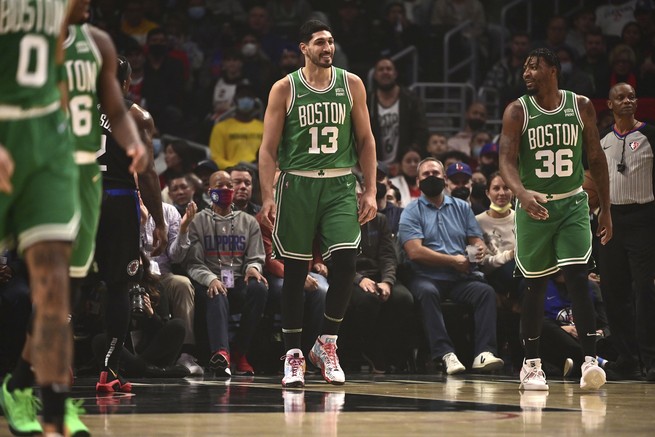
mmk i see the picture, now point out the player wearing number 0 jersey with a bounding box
[499,47,612,392]
[259,20,377,388]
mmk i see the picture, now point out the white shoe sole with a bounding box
[446,365,466,375]
[581,367,606,390]
[520,382,549,391]
[472,360,504,372]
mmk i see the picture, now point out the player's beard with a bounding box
[308,50,333,69]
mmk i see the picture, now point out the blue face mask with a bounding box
[209,188,234,207]
[236,97,256,113]
[188,6,206,20]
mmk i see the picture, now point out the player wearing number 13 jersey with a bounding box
[259,20,377,387]
[499,47,612,392]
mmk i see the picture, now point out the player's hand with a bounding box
[245,267,268,286]
[150,224,168,257]
[596,208,613,245]
[260,199,276,229]
[126,142,148,174]
[304,274,319,291]
[377,282,391,302]
[358,191,377,224]
[451,254,470,273]
[518,190,549,220]
[207,278,227,297]
[0,145,15,194]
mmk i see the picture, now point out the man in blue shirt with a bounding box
[399,157,504,374]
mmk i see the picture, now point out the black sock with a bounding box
[41,385,68,432]
[520,277,548,359]
[7,358,34,391]
[103,282,131,371]
[322,249,357,335]
[562,264,598,357]
[281,258,309,350]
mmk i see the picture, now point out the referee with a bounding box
[599,82,655,382]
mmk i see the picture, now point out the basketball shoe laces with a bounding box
[287,355,304,377]
[321,342,340,372]
[523,363,546,384]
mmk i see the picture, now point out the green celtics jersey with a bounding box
[63,24,102,153]
[518,90,585,194]
[278,67,357,171]
[0,0,68,109]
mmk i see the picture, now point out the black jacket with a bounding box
[355,214,397,286]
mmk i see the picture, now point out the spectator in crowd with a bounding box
[374,1,426,64]
[441,150,471,169]
[124,39,147,105]
[483,31,531,109]
[141,193,202,376]
[92,253,189,378]
[184,170,268,377]
[163,14,205,83]
[340,182,414,373]
[368,57,428,174]
[557,46,595,98]
[278,45,303,76]
[330,0,376,79]
[192,159,219,210]
[245,4,288,64]
[185,0,225,57]
[608,44,640,93]
[447,101,488,156]
[159,138,205,189]
[209,83,264,170]
[239,32,281,104]
[477,142,500,180]
[389,148,423,207]
[621,22,647,65]
[634,0,655,42]
[267,0,314,41]
[576,27,611,98]
[142,28,187,135]
[229,165,262,216]
[121,0,160,46]
[399,157,504,374]
[205,0,247,24]
[594,0,637,45]
[598,82,655,381]
[445,162,479,212]
[566,9,596,56]
[526,272,611,378]
[469,131,492,161]
[211,50,247,122]
[168,174,201,217]
[426,133,449,159]
[375,165,403,236]
[534,15,577,59]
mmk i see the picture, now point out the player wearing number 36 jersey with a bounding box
[499,47,612,392]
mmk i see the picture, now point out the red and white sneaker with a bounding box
[96,369,132,393]
[232,351,255,376]
[282,349,306,388]
[209,349,231,377]
[309,335,345,385]
[519,358,549,391]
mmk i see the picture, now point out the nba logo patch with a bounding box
[629,141,640,151]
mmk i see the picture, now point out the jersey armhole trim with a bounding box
[571,91,585,131]
[518,98,528,134]
[286,74,295,116]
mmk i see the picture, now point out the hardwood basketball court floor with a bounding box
[3,373,652,436]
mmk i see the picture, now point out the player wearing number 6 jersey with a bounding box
[499,48,612,392]
[259,20,377,387]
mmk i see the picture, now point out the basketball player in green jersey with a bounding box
[259,20,377,387]
[499,48,612,392]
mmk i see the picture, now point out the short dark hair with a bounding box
[298,20,332,44]
[117,55,132,84]
[226,165,254,178]
[527,47,561,77]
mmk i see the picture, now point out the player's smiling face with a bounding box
[302,30,335,68]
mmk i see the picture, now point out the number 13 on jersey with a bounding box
[308,126,339,154]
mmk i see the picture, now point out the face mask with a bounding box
[148,44,168,58]
[241,42,258,57]
[560,62,572,74]
[467,118,485,131]
[209,188,234,208]
[419,176,445,197]
[188,6,206,20]
[490,202,512,214]
[479,163,498,177]
[375,182,387,201]
[236,97,256,113]
[471,144,484,158]
[451,186,471,200]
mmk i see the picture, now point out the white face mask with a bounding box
[241,42,257,57]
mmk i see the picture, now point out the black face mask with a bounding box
[451,186,471,200]
[467,118,485,131]
[148,44,168,58]
[419,176,445,197]
[375,182,387,201]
